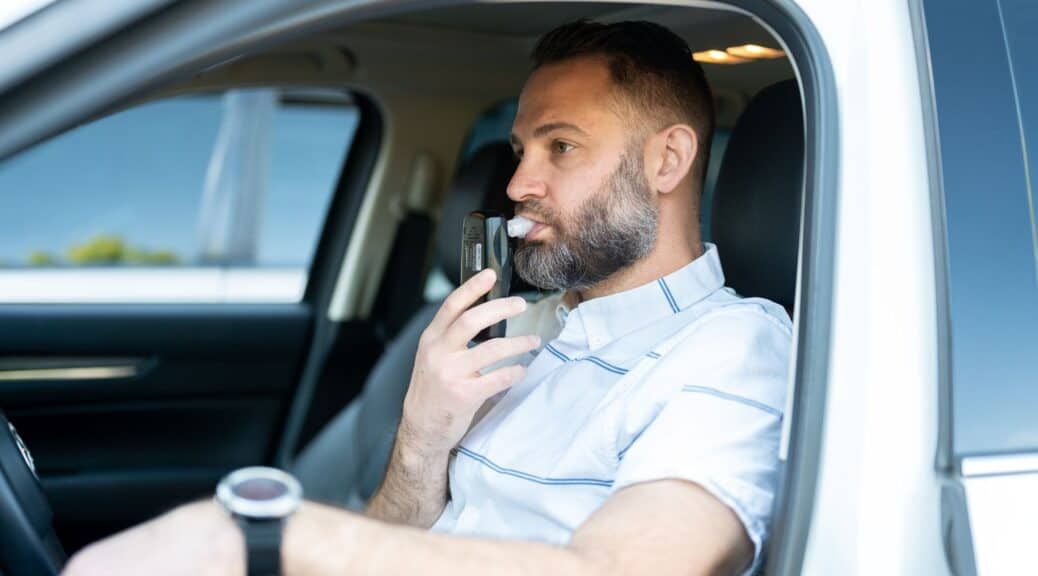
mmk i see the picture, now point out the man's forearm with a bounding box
[365,420,450,527]
[286,502,606,576]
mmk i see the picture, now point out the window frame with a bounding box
[712,2,839,574]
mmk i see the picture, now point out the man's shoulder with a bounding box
[686,289,792,339]
[649,291,792,408]
[648,289,792,375]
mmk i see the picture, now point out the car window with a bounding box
[0,88,359,303]
[926,0,1038,457]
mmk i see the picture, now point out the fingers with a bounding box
[426,268,497,338]
[471,364,526,397]
[443,296,528,348]
[460,335,542,375]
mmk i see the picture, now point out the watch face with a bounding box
[217,466,302,519]
[234,477,288,501]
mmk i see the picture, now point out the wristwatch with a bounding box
[216,466,303,576]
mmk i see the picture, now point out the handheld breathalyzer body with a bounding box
[461,210,513,342]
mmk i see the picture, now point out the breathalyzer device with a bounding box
[460,210,533,341]
[461,210,511,341]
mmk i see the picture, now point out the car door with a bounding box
[0,12,384,551]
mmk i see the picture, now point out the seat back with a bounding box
[710,79,803,310]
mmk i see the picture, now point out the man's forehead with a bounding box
[512,57,619,138]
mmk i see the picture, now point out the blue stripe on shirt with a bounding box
[456,446,613,487]
[584,356,628,375]
[617,386,781,461]
[657,278,681,313]
[544,343,628,375]
[544,343,570,362]
[681,385,783,418]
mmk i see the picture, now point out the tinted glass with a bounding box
[925,0,1038,455]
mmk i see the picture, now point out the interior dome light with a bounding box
[726,44,785,59]
[692,50,749,65]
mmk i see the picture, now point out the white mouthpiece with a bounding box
[506,216,535,238]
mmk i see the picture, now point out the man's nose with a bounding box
[506,159,547,203]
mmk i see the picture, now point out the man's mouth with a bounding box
[515,211,550,241]
[525,222,548,240]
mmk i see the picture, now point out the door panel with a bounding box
[0,304,311,551]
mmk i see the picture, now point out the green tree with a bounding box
[27,251,59,266]
[67,235,128,265]
[62,234,182,266]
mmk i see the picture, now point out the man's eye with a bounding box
[552,141,574,154]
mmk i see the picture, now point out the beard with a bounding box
[514,150,659,291]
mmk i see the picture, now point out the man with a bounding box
[64,20,790,576]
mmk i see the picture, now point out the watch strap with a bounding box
[239,517,283,576]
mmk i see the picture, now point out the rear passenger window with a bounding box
[0,88,359,303]
[926,0,1038,457]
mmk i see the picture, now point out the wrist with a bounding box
[396,416,455,461]
[283,502,358,576]
[178,500,246,576]
[215,466,302,576]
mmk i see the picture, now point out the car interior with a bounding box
[0,2,808,574]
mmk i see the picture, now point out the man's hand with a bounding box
[402,267,540,453]
[366,268,540,527]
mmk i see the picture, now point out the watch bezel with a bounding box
[216,466,303,519]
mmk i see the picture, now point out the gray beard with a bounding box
[514,152,659,291]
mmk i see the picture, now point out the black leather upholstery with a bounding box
[710,79,803,310]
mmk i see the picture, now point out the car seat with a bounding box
[710,79,802,311]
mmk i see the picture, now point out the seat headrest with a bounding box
[710,79,803,310]
[436,142,518,286]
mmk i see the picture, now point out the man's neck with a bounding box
[571,237,704,303]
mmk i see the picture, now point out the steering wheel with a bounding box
[0,410,65,575]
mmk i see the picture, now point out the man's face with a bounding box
[508,56,659,291]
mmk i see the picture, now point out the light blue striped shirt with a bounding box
[431,243,791,573]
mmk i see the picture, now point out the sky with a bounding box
[0,94,358,267]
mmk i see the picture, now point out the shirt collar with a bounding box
[554,242,726,351]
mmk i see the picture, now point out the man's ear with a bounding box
[648,124,698,195]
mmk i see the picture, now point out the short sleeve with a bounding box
[611,306,791,574]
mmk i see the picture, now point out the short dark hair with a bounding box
[532,20,715,187]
